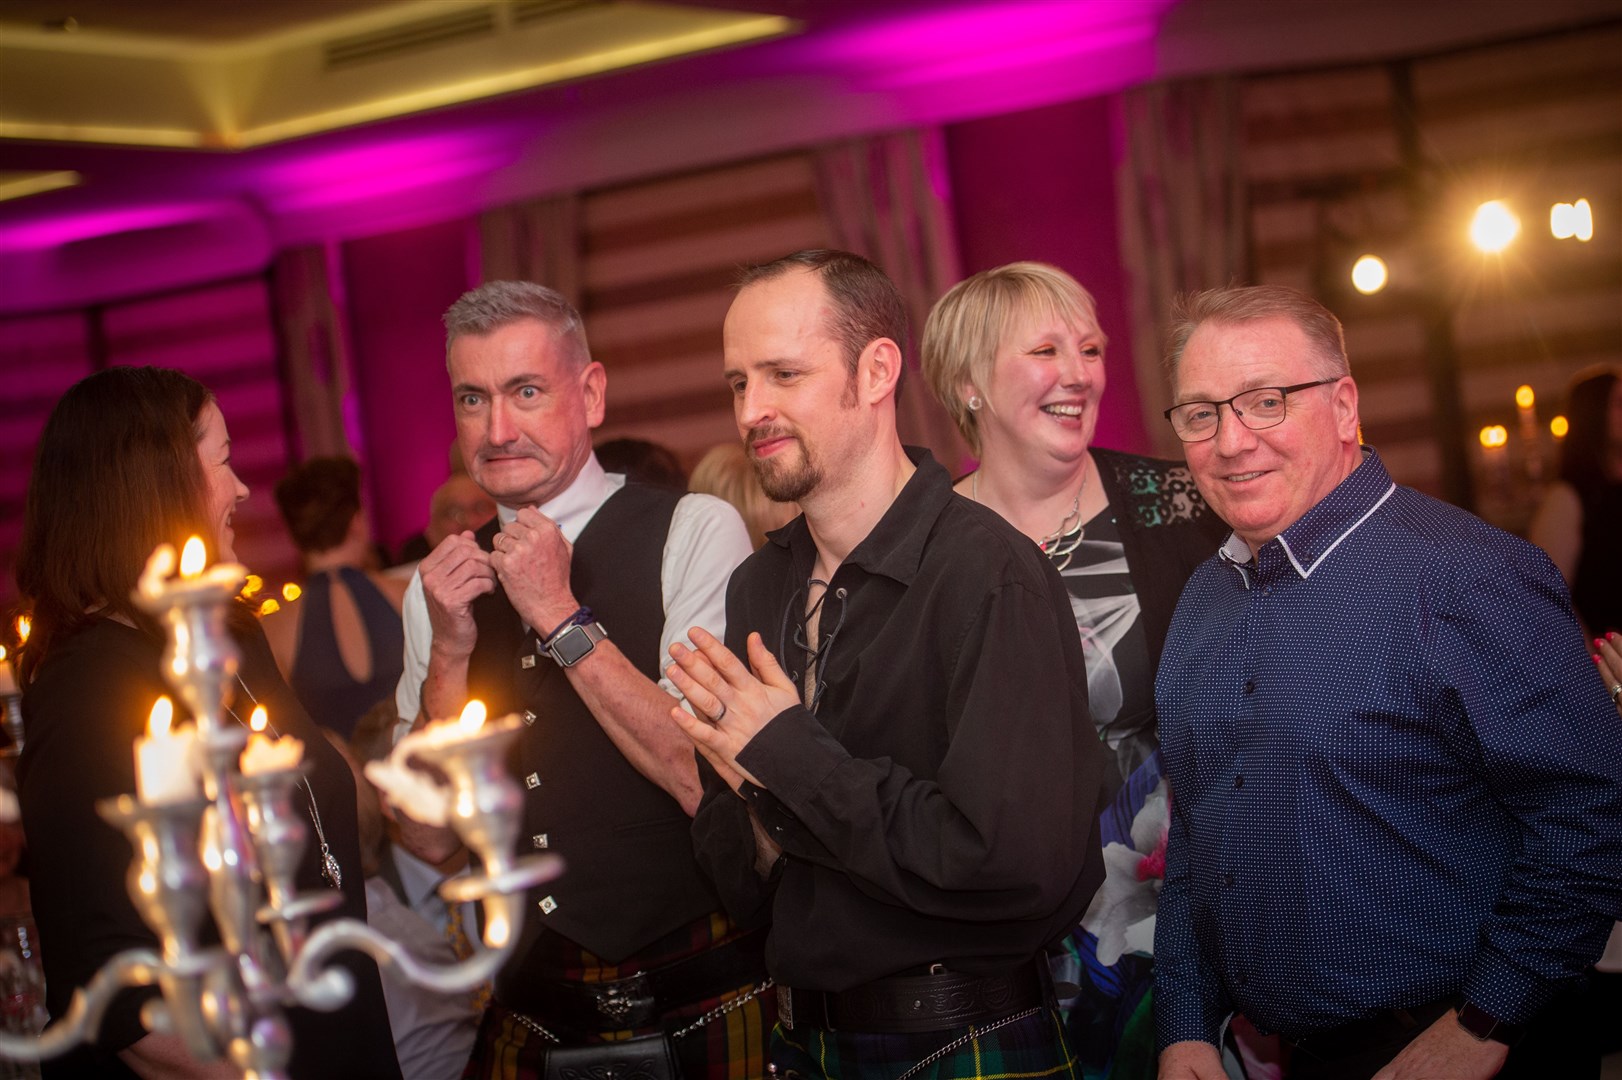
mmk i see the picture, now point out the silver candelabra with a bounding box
[0,543,559,1077]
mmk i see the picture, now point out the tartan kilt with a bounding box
[462,979,773,1080]
[770,1005,1080,1080]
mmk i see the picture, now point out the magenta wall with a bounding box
[944,95,1152,455]
[342,218,472,552]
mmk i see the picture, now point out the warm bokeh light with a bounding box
[1478,425,1509,449]
[259,599,281,616]
[14,616,29,644]
[281,583,302,602]
[0,646,7,664]
[459,700,488,734]
[1551,199,1594,242]
[1351,254,1388,294]
[1514,385,1535,410]
[486,910,510,948]
[250,705,268,733]
[241,574,264,599]
[149,696,175,737]
[1551,415,1570,438]
[180,537,207,577]
[1470,200,1519,253]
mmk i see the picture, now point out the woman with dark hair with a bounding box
[15,367,400,1079]
[263,457,407,741]
[1530,365,1622,639]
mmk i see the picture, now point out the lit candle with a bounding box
[239,706,303,775]
[413,700,489,749]
[0,647,15,697]
[136,697,201,804]
[364,700,493,826]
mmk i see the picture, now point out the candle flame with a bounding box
[1551,415,1569,439]
[0,647,6,663]
[250,706,268,733]
[180,537,207,577]
[282,583,302,602]
[241,575,264,599]
[459,700,487,734]
[13,616,28,645]
[1515,385,1535,410]
[486,910,510,948]
[259,599,281,616]
[1479,425,1509,449]
[149,696,174,737]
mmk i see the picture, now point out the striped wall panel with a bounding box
[101,279,300,585]
[1238,21,1622,531]
[0,313,92,603]
[580,152,831,468]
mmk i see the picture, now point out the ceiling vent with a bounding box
[512,0,602,27]
[323,7,499,71]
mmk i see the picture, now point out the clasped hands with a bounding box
[420,507,578,656]
[666,628,800,795]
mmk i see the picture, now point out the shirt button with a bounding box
[1222,872,1235,887]
[524,773,540,790]
[1233,774,1245,789]
[1243,680,1256,695]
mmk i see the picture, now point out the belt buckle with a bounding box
[590,972,655,1028]
[777,986,794,1031]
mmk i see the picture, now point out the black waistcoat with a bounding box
[466,484,722,979]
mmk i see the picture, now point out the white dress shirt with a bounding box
[395,454,753,725]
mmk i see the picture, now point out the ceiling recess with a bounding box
[323,6,499,71]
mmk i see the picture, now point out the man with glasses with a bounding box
[665,249,1107,1078]
[1153,285,1622,1080]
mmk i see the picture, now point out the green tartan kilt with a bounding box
[770,1005,1080,1079]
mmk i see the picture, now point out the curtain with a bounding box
[477,192,584,305]
[1115,77,1247,457]
[813,129,971,473]
[270,244,354,462]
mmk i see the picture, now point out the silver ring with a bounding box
[1610,684,1622,704]
[713,702,727,723]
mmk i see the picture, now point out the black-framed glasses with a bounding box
[1163,378,1341,443]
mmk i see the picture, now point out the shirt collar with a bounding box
[769,447,953,587]
[1268,446,1395,579]
[496,453,616,542]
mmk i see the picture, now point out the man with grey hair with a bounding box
[394,281,766,1077]
[1153,284,1622,1079]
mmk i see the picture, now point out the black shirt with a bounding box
[691,449,1108,991]
[19,617,401,1078]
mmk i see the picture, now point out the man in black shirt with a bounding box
[667,249,1106,1078]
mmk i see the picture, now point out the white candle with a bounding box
[239,706,303,775]
[136,697,201,804]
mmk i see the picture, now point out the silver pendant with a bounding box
[321,847,343,888]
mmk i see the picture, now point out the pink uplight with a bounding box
[0,201,230,252]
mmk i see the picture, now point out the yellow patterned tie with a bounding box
[443,896,492,1013]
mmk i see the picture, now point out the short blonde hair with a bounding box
[921,262,1104,454]
[689,443,798,549]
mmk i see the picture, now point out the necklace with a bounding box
[971,457,1091,572]
[225,674,342,889]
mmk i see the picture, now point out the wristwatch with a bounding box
[1455,1001,1524,1046]
[544,619,607,668]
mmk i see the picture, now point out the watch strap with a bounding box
[1455,1001,1525,1046]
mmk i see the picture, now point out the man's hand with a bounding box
[420,531,497,662]
[1372,1011,1508,1080]
[666,629,799,793]
[491,507,579,634]
[1158,1040,1227,1080]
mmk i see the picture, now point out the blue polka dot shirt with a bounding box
[1153,448,1622,1047]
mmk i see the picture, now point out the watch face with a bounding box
[550,623,599,667]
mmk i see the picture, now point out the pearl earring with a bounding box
[967,394,983,412]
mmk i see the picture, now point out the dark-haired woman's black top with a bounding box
[1574,481,1622,635]
[19,617,402,1078]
